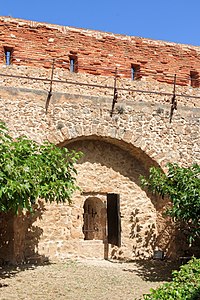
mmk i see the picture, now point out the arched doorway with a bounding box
[83,197,106,241]
[64,138,159,259]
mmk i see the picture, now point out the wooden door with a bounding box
[107,193,121,247]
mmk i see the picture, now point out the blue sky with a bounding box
[1,0,200,46]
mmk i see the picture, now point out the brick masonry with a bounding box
[0,17,199,263]
[0,16,200,85]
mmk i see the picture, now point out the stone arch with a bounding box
[56,121,167,168]
[58,134,160,176]
[57,135,172,259]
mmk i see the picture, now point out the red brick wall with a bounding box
[0,17,200,86]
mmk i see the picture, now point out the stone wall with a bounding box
[0,71,198,166]
[0,17,199,263]
[0,76,198,262]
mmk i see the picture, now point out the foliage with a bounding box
[0,121,81,213]
[142,258,200,300]
[140,163,200,244]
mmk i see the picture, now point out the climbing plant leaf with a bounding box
[0,122,81,213]
[140,163,200,244]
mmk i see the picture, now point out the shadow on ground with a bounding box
[122,259,181,282]
[0,260,51,288]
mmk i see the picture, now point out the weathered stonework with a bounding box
[0,17,199,263]
[0,16,200,85]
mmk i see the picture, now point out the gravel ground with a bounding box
[0,258,179,300]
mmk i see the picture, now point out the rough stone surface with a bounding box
[0,17,199,263]
[0,16,200,85]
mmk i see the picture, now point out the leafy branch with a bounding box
[141,163,200,244]
[0,122,81,213]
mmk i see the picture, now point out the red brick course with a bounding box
[0,16,200,86]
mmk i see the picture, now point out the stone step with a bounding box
[79,240,104,245]
[78,239,105,259]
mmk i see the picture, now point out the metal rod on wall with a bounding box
[110,67,118,117]
[45,59,55,112]
[169,74,177,123]
[0,71,199,100]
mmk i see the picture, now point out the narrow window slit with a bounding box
[131,64,140,80]
[69,56,78,73]
[190,71,199,88]
[4,47,13,65]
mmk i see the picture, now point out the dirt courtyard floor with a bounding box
[0,258,179,300]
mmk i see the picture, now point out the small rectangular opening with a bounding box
[69,56,78,73]
[131,64,140,80]
[190,71,199,88]
[4,47,13,65]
